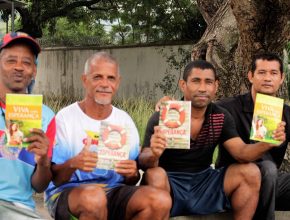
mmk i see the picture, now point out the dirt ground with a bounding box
[33,193,52,220]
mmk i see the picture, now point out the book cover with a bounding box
[5,94,42,147]
[159,101,191,149]
[96,122,130,170]
[250,93,284,144]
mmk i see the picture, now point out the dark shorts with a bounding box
[168,167,231,217]
[47,185,138,220]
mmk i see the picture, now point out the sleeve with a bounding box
[42,105,56,158]
[216,97,236,116]
[219,109,239,144]
[45,117,56,158]
[128,116,140,161]
[284,105,290,142]
[51,112,71,164]
[142,111,160,148]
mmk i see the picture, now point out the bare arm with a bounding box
[32,162,52,193]
[52,139,98,187]
[223,137,275,162]
[138,126,167,170]
[224,122,286,162]
[139,148,159,169]
[26,129,52,193]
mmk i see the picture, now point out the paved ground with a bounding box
[33,193,52,220]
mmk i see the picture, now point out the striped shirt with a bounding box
[143,103,238,172]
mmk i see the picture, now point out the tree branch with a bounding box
[41,0,115,22]
[196,0,225,24]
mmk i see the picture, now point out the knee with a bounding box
[142,167,168,183]
[77,186,107,211]
[145,187,172,213]
[240,163,261,188]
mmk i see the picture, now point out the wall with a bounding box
[34,44,192,100]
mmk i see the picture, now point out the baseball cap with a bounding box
[0,32,41,57]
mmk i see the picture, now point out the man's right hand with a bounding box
[155,96,174,111]
[272,121,286,146]
[150,126,167,158]
[70,138,98,172]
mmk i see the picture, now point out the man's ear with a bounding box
[179,79,186,92]
[280,72,285,85]
[116,75,121,91]
[81,73,87,87]
[215,80,219,93]
[32,64,37,79]
[27,68,37,94]
[248,71,253,83]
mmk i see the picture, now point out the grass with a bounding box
[43,93,82,113]
[113,96,155,144]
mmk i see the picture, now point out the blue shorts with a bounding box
[168,167,231,217]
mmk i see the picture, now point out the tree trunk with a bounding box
[16,5,43,38]
[192,0,290,99]
[193,0,290,171]
[280,143,290,173]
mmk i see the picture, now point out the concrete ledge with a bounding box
[170,211,290,220]
[35,193,290,220]
[170,212,232,220]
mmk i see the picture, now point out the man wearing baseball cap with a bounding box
[0,32,56,219]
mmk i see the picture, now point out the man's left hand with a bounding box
[25,128,50,166]
[272,121,286,145]
[115,160,138,178]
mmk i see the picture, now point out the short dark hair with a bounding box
[183,60,217,81]
[251,52,283,73]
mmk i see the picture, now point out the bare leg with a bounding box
[224,163,261,220]
[68,185,107,220]
[142,167,171,193]
[125,186,172,220]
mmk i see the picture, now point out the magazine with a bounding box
[250,93,284,144]
[96,122,130,170]
[159,101,191,149]
[5,94,42,147]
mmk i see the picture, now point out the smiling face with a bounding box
[11,123,18,131]
[248,59,284,97]
[257,119,263,127]
[179,67,218,109]
[82,58,120,106]
[0,43,36,96]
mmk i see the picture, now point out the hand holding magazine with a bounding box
[250,93,284,144]
[159,101,191,149]
[5,94,42,147]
